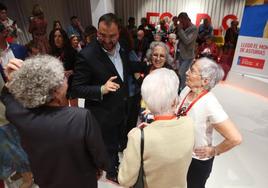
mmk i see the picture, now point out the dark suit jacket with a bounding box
[71,40,131,133]
[1,88,109,188]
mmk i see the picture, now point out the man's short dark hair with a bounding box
[70,16,78,21]
[0,3,7,11]
[128,17,135,22]
[98,13,119,28]
[178,12,190,20]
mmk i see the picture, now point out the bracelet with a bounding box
[213,146,220,156]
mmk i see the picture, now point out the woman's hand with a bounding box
[194,146,216,159]
[4,58,23,81]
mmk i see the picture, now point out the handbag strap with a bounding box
[140,128,144,167]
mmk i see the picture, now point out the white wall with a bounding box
[90,0,115,28]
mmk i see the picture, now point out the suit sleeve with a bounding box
[84,110,109,170]
[118,128,141,187]
[71,52,102,101]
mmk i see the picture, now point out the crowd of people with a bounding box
[0,2,242,188]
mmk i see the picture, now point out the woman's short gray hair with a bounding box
[197,57,224,90]
[141,68,179,115]
[8,55,65,108]
[146,41,173,65]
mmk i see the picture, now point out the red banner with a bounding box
[238,56,265,69]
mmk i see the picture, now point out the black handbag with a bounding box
[133,128,145,188]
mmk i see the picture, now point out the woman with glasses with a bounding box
[135,41,174,84]
[135,41,175,123]
[177,57,242,188]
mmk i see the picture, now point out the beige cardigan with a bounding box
[118,117,194,188]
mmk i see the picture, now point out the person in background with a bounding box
[0,2,22,43]
[176,12,198,91]
[118,68,194,188]
[153,31,162,42]
[2,55,109,188]
[166,33,177,70]
[155,19,168,42]
[70,34,82,52]
[25,40,40,56]
[0,23,27,81]
[52,20,62,30]
[28,4,50,54]
[166,33,177,58]
[197,18,213,45]
[138,17,155,43]
[127,17,137,39]
[66,16,84,40]
[49,28,77,106]
[134,29,149,62]
[0,67,33,188]
[49,20,63,44]
[177,57,242,188]
[224,20,239,50]
[134,41,174,86]
[83,25,97,47]
[197,35,218,61]
[169,16,178,34]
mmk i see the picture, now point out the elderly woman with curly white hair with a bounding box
[136,41,174,81]
[1,55,108,188]
[177,57,242,188]
[118,68,194,188]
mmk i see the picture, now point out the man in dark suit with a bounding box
[71,13,132,183]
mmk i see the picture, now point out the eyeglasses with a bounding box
[152,53,165,59]
[187,65,201,77]
[97,33,118,42]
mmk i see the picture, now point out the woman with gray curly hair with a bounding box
[7,55,67,108]
[176,57,242,188]
[145,41,173,70]
[135,41,174,84]
[1,55,108,188]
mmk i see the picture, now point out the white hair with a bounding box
[197,57,224,90]
[169,33,176,39]
[141,68,179,115]
[8,55,65,108]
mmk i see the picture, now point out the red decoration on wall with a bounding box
[160,12,173,20]
[195,13,211,27]
[146,11,238,32]
[222,14,237,30]
[146,12,160,24]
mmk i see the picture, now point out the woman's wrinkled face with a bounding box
[54,30,63,48]
[186,61,203,89]
[151,46,166,69]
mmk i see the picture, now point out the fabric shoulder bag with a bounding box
[133,128,145,188]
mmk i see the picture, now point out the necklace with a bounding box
[177,90,208,117]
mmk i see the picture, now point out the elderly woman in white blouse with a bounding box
[118,68,194,188]
[177,57,242,188]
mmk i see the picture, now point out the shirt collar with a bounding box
[102,42,120,57]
